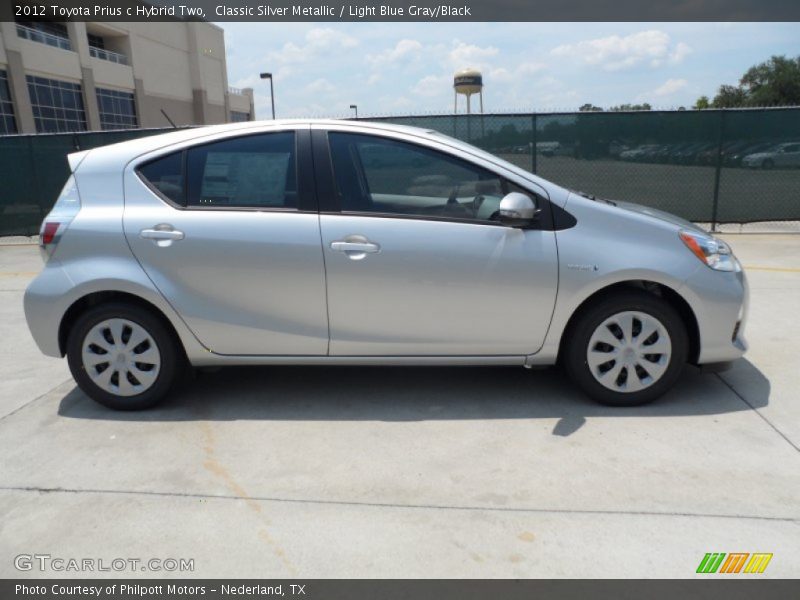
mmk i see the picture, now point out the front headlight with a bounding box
[679,230,741,272]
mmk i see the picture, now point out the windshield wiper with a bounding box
[575,190,617,206]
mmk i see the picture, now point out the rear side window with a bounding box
[186,132,297,208]
[138,151,184,205]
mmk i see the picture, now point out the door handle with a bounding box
[140,227,184,241]
[330,241,380,253]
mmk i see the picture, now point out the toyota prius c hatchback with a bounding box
[24,120,748,410]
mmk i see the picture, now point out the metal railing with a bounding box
[89,46,129,65]
[16,24,72,51]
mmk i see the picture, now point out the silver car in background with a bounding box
[741,141,800,169]
[24,120,748,410]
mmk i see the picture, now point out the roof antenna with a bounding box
[160,109,177,128]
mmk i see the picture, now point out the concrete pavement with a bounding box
[0,235,798,578]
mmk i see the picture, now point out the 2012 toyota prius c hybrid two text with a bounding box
[24,120,748,410]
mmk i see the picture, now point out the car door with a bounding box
[123,127,329,356]
[313,128,558,356]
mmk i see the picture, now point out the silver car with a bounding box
[24,120,748,410]
[741,142,800,169]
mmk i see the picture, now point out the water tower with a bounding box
[453,68,483,114]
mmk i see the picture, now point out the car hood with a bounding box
[743,152,771,160]
[614,200,706,234]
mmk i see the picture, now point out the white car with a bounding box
[742,142,800,169]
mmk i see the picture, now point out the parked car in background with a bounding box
[742,142,800,169]
[24,120,748,410]
[725,142,773,167]
[537,141,561,157]
[672,142,715,165]
[619,144,660,161]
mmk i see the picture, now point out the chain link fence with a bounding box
[368,107,800,224]
[0,127,182,236]
[1,108,799,236]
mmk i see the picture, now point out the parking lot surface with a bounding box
[0,235,798,578]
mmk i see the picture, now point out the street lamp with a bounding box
[349,104,358,118]
[260,72,275,120]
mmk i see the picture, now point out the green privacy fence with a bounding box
[2,108,800,236]
[0,127,179,237]
[367,107,800,224]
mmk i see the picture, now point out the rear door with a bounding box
[123,127,329,356]
[313,128,559,357]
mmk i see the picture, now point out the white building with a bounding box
[0,19,254,134]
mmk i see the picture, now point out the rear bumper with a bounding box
[23,260,73,357]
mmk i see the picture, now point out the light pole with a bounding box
[260,72,275,120]
[349,104,358,119]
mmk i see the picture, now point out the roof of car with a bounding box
[69,119,440,171]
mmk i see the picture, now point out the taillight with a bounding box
[41,221,60,245]
[39,175,81,261]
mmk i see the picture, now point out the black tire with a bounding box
[562,291,688,407]
[66,302,180,410]
[762,159,774,170]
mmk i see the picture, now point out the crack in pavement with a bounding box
[715,373,800,454]
[1,485,797,523]
[0,378,72,423]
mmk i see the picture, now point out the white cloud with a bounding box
[367,39,423,66]
[266,27,359,65]
[412,74,450,97]
[670,42,693,64]
[551,30,692,71]
[446,40,499,70]
[651,78,689,97]
[489,62,546,83]
[305,78,336,94]
[305,28,358,48]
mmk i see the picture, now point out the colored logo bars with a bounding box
[697,553,773,574]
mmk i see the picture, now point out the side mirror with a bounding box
[497,192,539,226]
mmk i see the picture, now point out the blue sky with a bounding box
[218,22,800,119]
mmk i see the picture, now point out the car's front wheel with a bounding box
[563,291,688,406]
[67,302,180,410]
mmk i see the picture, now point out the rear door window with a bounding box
[137,151,185,205]
[186,132,297,208]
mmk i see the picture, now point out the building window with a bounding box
[96,88,138,130]
[230,111,250,122]
[87,33,129,64]
[26,75,86,133]
[16,20,72,51]
[87,33,105,50]
[0,71,18,134]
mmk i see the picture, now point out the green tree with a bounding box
[696,55,800,108]
[579,103,604,112]
[609,103,651,112]
[713,85,748,108]
[740,55,800,106]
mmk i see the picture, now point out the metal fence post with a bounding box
[531,113,537,174]
[710,110,726,232]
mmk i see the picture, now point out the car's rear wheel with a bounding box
[563,291,688,406]
[67,302,179,410]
